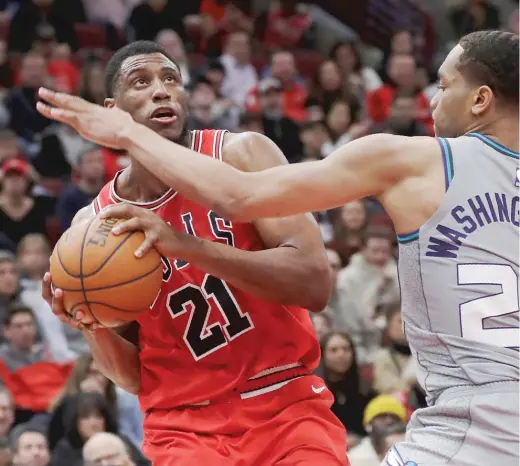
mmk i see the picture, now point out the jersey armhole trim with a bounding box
[436,137,454,191]
[397,230,419,244]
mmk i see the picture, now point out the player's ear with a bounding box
[471,85,493,116]
[104,98,115,109]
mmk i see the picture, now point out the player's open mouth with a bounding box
[150,107,178,124]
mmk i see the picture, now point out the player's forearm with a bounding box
[83,328,141,394]
[176,234,330,311]
[121,123,254,218]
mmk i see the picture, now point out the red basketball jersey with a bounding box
[93,130,320,411]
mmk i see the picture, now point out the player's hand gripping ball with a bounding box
[49,215,163,328]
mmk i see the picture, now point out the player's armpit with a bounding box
[219,134,433,222]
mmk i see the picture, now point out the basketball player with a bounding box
[39,42,349,466]
[37,30,519,466]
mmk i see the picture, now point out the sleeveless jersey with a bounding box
[397,133,519,405]
[93,130,319,411]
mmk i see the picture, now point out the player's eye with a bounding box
[134,78,147,87]
[165,75,177,83]
[437,83,446,91]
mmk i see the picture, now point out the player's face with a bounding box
[431,45,477,137]
[107,53,188,143]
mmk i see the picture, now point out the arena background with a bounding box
[0,0,517,464]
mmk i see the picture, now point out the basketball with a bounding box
[49,215,163,327]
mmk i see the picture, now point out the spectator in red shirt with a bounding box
[366,54,433,135]
[256,0,313,50]
[246,50,307,122]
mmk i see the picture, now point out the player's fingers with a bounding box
[100,203,139,221]
[111,217,142,235]
[51,288,68,317]
[36,102,78,126]
[38,87,89,111]
[42,272,53,305]
[135,234,157,258]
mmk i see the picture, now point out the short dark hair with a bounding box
[4,305,34,326]
[458,30,519,104]
[104,41,172,98]
[362,227,394,248]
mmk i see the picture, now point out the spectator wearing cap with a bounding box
[0,251,19,324]
[5,52,53,149]
[156,29,192,88]
[83,432,136,466]
[56,146,105,232]
[0,159,47,246]
[220,31,257,107]
[11,424,50,466]
[255,0,314,50]
[7,0,79,53]
[348,395,407,466]
[372,422,406,463]
[257,77,303,164]
[246,50,307,122]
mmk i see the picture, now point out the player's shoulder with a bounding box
[221,131,287,171]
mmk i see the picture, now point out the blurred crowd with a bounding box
[0,0,516,464]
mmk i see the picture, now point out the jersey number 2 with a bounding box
[166,274,254,360]
[457,263,519,348]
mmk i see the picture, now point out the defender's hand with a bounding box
[42,273,103,332]
[100,203,188,258]
[36,87,134,150]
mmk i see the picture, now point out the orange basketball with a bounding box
[50,215,163,327]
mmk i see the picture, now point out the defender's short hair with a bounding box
[458,30,519,104]
[104,41,175,98]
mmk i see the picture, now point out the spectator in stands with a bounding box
[308,60,351,113]
[367,54,433,135]
[83,0,140,30]
[51,392,148,466]
[187,77,231,130]
[0,437,10,466]
[373,304,416,395]
[0,130,19,166]
[257,77,303,164]
[0,251,19,322]
[237,111,263,134]
[126,0,191,43]
[83,432,136,466]
[7,0,78,53]
[155,30,192,88]
[299,119,329,162]
[321,99,369,157]
[5,52,53,147]
[0,41,13,91]
[373,422,406,463]
[379,93,430,137]
[304,97,325,122]
[320,332,376,448]
[0,305,45,372]
[246,50,307,122]
[256,0,313,50]
[328,200,367,266]
[17,234,83,362]
[378,30,415,83]
[0,159,47,246]
[311,313,332,342]
[50,354,144,452]
[56,146,104,231]
[11,424,50,466]
[336,228,400,364]
[348,395,407,466]
[0,388,14,438]
[329,41,382,97]
[450,0,501,39]
[220,31,257,107]
[78,59,106,106]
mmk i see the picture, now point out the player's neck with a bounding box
[468,116,519,152]
[117,132,192,203]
